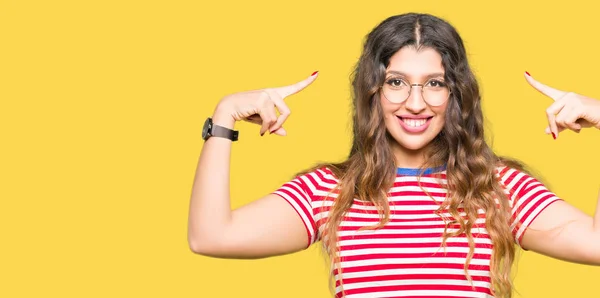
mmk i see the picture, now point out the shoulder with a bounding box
[495,164,533,183]
[495,165,522,183]
[495,165,547,200]
[294,166,339,193]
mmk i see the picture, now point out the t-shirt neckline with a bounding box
[396,165,447,176]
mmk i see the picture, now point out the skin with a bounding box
[187,46,600,266]
[187,74,317,258]
[380,46,448,168]
[518,74,600,264]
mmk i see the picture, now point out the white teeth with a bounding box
[402,118,427,127]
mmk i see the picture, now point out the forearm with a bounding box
[187,106,237,251]
[593,189,600,232]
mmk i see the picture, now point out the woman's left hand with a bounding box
[524,72,600,139]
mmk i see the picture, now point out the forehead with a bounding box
[386,46,444,77]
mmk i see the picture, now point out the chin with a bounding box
[395,137,436,151]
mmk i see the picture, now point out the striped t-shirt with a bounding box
[273,166,561,298]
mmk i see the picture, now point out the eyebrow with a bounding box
[386,70,445,78]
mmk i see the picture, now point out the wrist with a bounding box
[212,102,236,129]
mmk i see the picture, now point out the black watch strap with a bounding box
[212,124,239,141]
[203,117,239,141]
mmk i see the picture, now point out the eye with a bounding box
[426,79,447,88]
[385,78,408,88]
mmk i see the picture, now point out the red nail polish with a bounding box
[525,71,531,76]
[311,71,319,76]
[551,132,556,140]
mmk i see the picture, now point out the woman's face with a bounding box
[380,46,449,163]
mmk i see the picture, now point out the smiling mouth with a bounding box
[398,116,433,127]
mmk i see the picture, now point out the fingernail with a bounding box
[311,71,319,76]
[525,71,531,76]
[551,132,556,140]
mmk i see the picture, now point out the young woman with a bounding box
[187,13,600,298]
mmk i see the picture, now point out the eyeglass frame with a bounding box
[379,77,452,106]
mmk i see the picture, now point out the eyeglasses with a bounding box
[380,77,451,106]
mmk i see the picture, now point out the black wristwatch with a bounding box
[202,117,239,141]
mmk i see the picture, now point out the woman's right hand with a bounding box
[212,71,319,137]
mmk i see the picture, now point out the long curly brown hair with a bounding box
[298,13,528,297]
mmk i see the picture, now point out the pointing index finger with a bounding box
[524,72,567,101]
[275,71,319,99]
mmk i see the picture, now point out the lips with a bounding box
[397,116,433,133]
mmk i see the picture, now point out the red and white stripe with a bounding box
[274,167,561,297]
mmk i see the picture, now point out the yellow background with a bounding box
[2,0,600,297]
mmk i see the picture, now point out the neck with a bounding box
[392,142,430,168]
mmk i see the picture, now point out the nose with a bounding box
[404,86,427,113]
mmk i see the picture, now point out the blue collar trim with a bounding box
[396,165,447,175]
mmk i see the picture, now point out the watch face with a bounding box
[202,118,212,139]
